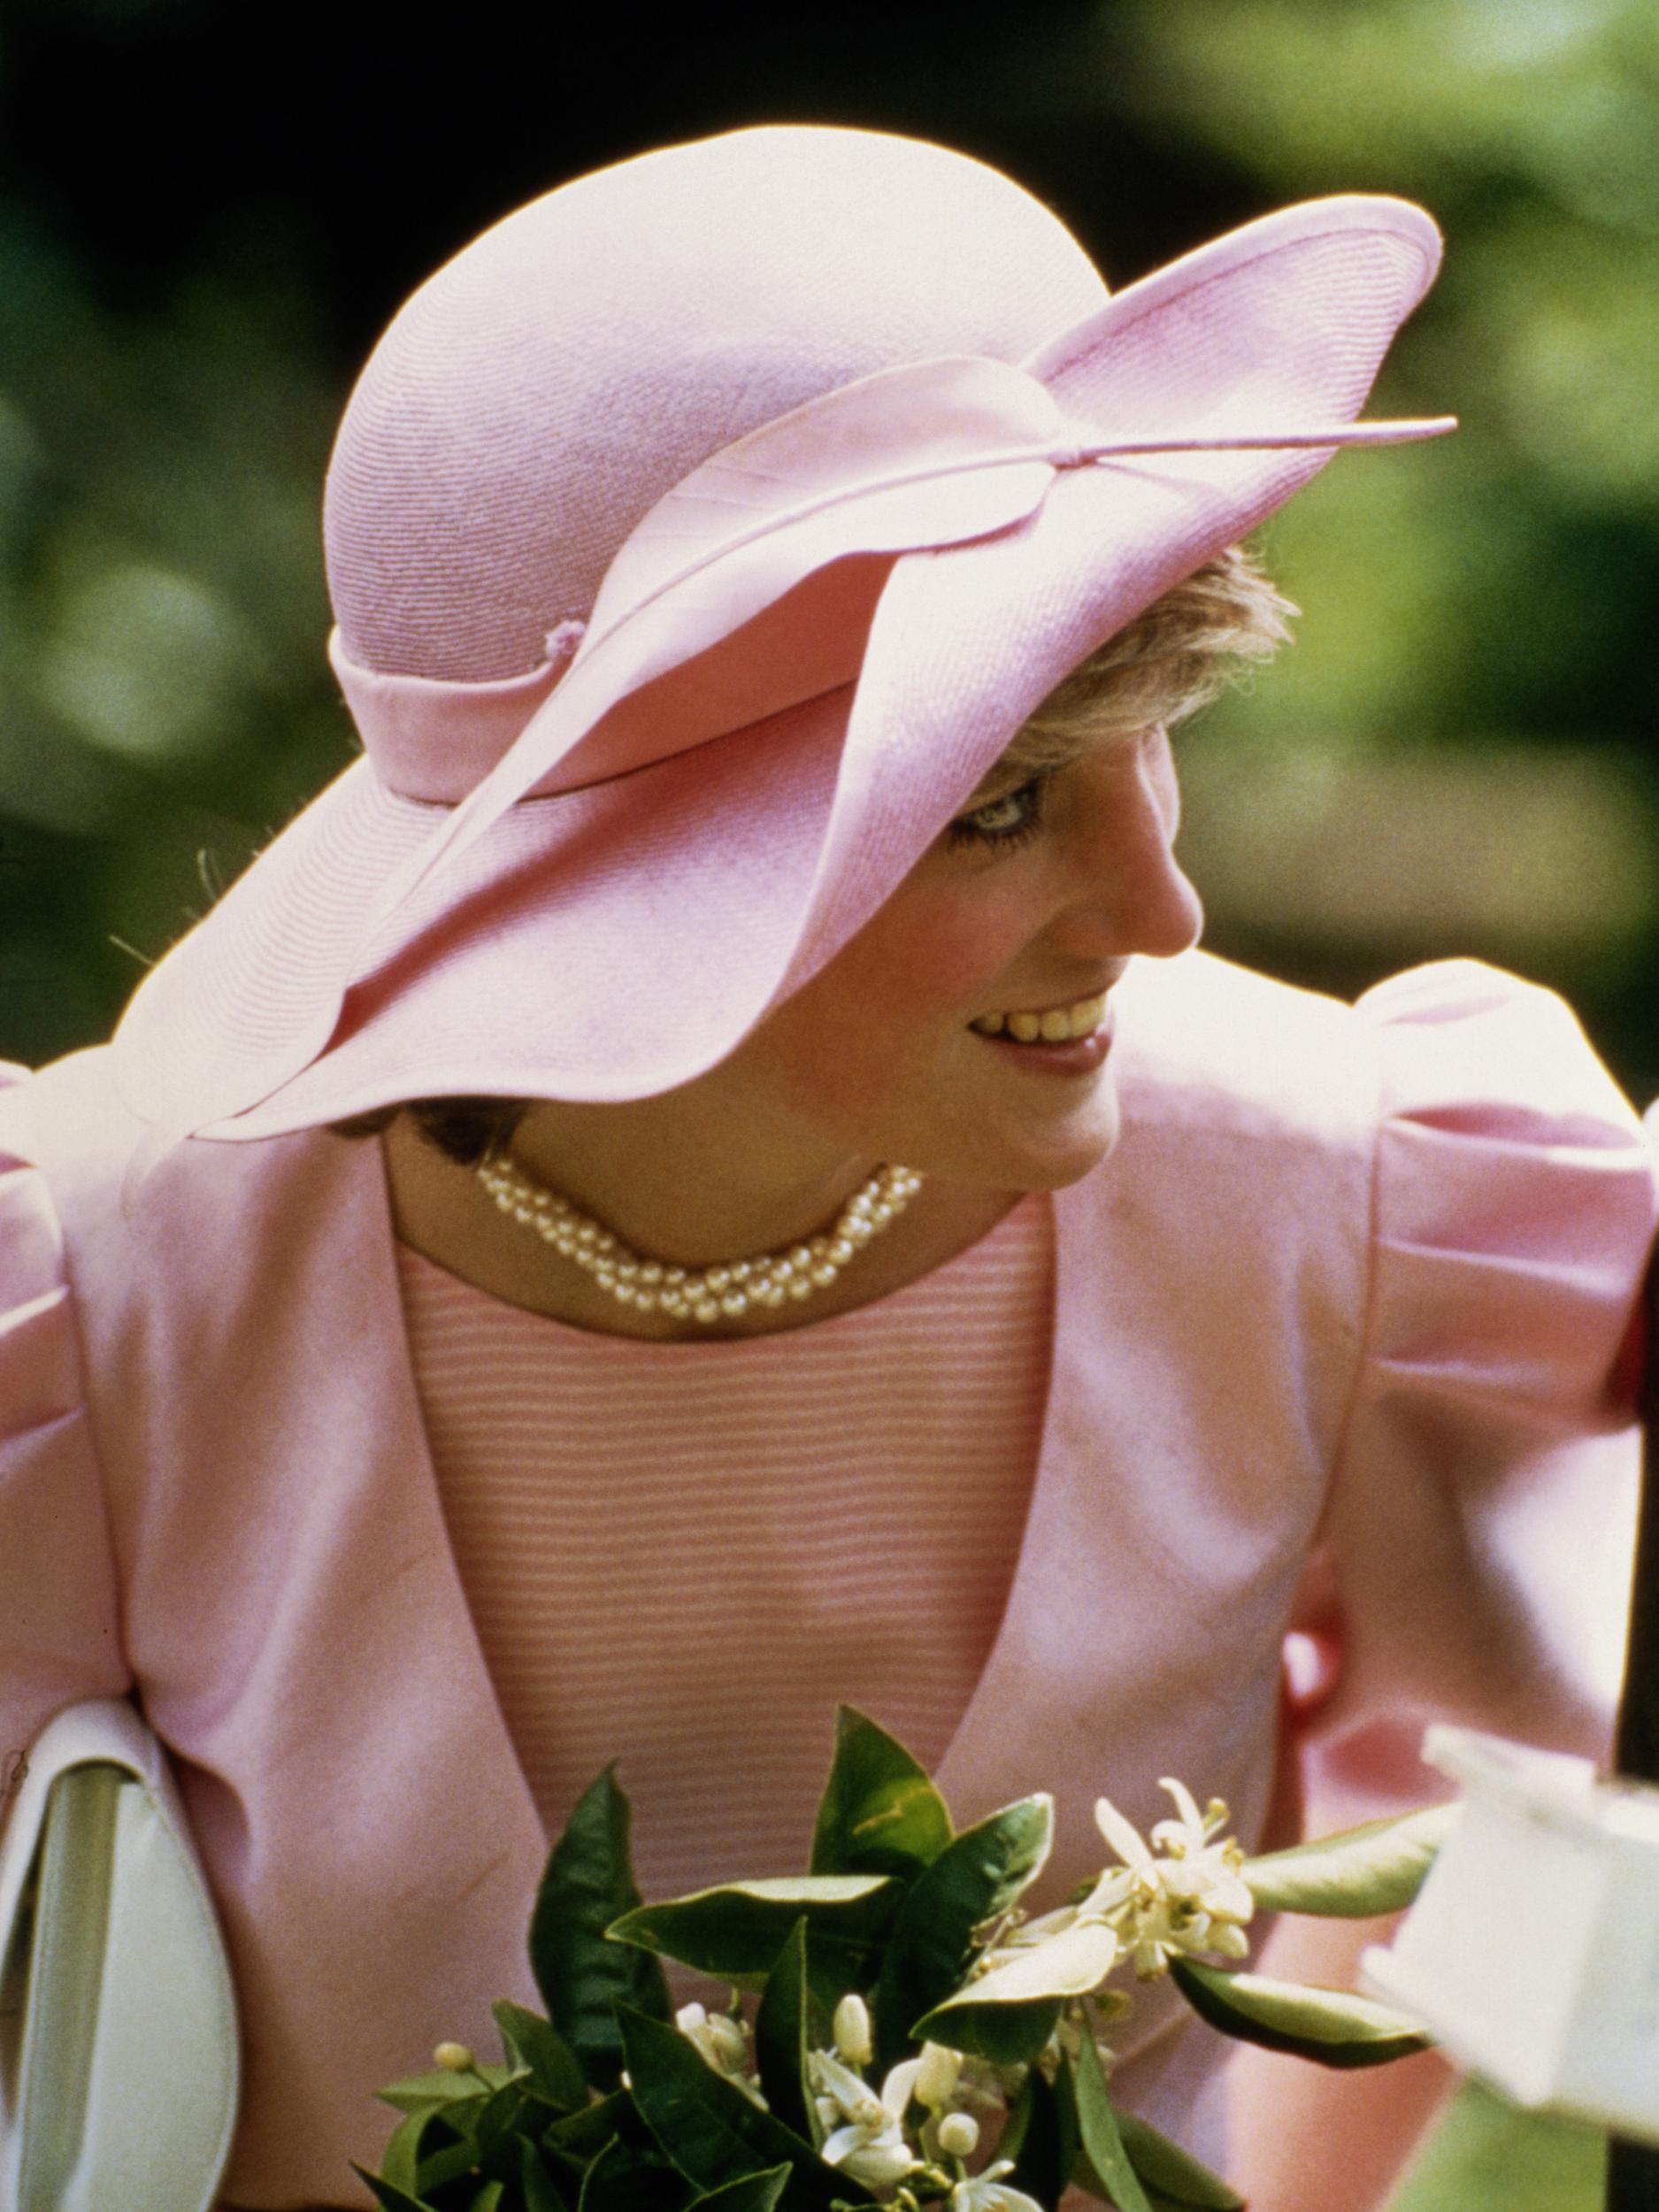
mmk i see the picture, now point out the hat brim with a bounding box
[112,196,1443,1141]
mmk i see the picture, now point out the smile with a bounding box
[968,993,1108,1043]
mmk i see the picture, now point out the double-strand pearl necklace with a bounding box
[474,1148,925,1325]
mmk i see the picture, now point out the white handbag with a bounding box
[0,1698,239,2212]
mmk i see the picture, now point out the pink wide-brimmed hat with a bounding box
[111,124,1452,1142]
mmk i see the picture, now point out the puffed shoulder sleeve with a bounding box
[1304,961,1657,1797]
[0,1064,129,1784]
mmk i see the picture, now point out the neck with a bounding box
[507,1094,880,1267]
[380,1108,1025,1342]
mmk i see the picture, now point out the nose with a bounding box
[1051,738,1204,960]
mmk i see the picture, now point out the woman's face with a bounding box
[716,726,1203,1194]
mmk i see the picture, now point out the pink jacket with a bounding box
[1,950,1652,2208]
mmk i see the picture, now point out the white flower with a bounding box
[810,2048,923,2187]
[950,2159,1046,2210]
[675,2001,765,2103]
[1087,1778,1255,1979]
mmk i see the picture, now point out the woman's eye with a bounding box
[948,777,1047,850]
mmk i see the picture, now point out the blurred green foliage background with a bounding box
[1,0,1655,1097]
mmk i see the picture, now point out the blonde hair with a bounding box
[976,542,1295,795]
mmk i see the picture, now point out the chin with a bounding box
[958,1088,1123,1194]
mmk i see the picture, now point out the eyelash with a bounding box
[947,776,1048,853]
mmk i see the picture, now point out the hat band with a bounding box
[327,619,588,803]
[331,417,1453,810]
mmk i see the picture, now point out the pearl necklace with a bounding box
[474,1148,925,1325]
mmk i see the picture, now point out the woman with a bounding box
[1,125,1652,2210]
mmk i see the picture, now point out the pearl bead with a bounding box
[475,1149,923,1330]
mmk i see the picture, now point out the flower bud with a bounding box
[938,2110,980,2158]
[675,2001,709,2033]
[434,2040,475,2073]
[833,1991,874,2066]
[707,2013,749,2070]
[914,2039,963,2109]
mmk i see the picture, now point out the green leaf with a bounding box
[544,2090,638,2168]
[1001,2063,1077,2207]
[351,2168,441,2212]
[912,1991,1061,2066]
[577,2139,623,2212]
[617,2006,872,2209]
[1116,2112,1241,2210]
[753,1919,819,2146]
[810,1706,954,1878]
[531,1765,672,2091]
[419,2133,492,2195]
[379,2065,517,2113]
[687,2167,794,2210]
[380,2106,442,2195]
[1070,2035,1154,2212]
[572,2132,691,2212]
[872,1793,1053,2070]
[913,1915,1118,2062]
[469,2077,536,2155]
[494,1999,589,2111]
[469,2185,505,2212]
[519,2137,575,2212]
[1169,1960,1433,2068]
[608,1875,898,1981]
[1241,1803,1460,1918]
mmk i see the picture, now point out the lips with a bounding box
[969,991,1108,1043]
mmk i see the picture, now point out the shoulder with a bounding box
[1112,948,1644,1156]
[1089,951,1652,1310]
[0,1048,379,1337]
[1110,949,1378,1160]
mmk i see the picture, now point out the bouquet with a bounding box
[361,1709,1452,2212]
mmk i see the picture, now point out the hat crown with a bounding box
[323,125,1107,681]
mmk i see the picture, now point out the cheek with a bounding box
[755,895,1003,1108]
[827,879,1030,1019]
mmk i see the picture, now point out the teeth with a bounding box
[971,994,1107,1043]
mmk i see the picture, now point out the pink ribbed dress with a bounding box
[394,1194,1052,1901]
